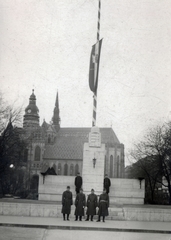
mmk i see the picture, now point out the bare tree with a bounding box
[0,92,22,133]
[0,92,27,195]
[129,122,171,204]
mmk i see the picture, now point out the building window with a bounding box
[34,146,41,161]
[64,163,68,176]
[70,164,74,176]
[75,164,79,176]
[58,163,62,175]
[110,155,113,178]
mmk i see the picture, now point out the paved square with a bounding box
[0,227,171,240]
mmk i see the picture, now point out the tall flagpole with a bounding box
[92,0,101,127]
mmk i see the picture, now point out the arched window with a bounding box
[70,164,74,176]
[34,146,41,161]
[110,155,113,178]
[117,156,120,178]
[48,135,51,143]
[64,163,68,176]
[75,164,79,176]
[58,163,62,175]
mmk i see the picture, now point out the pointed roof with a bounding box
[30,89,36,101]
[52,91,60,130]
[42,119,49,129]
[55,91,59,109]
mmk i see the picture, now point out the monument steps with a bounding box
[39,176,145,205]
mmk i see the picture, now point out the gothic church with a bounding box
[23,90,125,179]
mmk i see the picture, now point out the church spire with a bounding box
[55,91,59,109]
[52,91,60,131]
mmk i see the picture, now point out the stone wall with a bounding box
[110,178,145,204]
[123,206,171,222]
[38,175,75,201]
[1,201,171,222]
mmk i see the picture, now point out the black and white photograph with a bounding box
[0,0,171,239]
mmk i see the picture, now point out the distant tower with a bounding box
[52,92,60,132]
[23,89,39,129]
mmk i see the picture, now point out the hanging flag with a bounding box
[89,39,103,93]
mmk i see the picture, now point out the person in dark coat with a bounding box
[97,188,109,222]
[85,189,97,221]
[104,174,111,194]
[75,172,83,194]
[74,188,86,221]
[61,186,73,221]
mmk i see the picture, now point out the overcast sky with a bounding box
[1,0,171,165]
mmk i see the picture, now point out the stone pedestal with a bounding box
[82,127,106,196]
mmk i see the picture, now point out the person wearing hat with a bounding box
[97,188,109,222]
[103,174,111,194]
[74,172,83,194]
[61,186,73,221]
[85,189,98,221]
[74,188,86,221]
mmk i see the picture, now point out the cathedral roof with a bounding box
[43,127,121,160]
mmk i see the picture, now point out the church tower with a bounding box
[52,92,60,132]
[23,89,39,129]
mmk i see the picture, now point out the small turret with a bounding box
[23,89,39,129]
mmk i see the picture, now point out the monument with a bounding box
[38,0,145,205]
[82,126,105,196]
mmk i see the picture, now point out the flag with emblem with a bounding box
[89,39,103,93]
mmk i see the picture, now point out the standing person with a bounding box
[97,188,109,222]
[104,174,111,194]
[74,188,86,221]
[85,189,97,221]
[61,186,73,221]
[75,172,83,194]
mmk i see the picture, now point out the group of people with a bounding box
[61,173,111,222]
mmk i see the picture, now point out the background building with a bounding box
[23,90,125,187]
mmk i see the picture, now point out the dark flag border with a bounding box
[89,39,103,93]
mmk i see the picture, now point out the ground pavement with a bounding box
[1,215,171,233]
[1,227,171,240]
[0,215,171,239]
